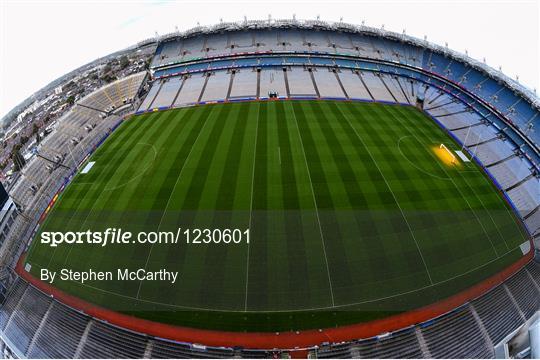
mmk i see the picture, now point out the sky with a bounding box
[0,0,539,118]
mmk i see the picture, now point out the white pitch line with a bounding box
[103,143,157,191]
[339,107,434,285]
[458,138,533,243]
[441,148,515,251]
[60,156,132,267]
[244,103,260,311]
[48,115,160,268]
[290,104,336,307]
[397,135,451,181]
[136,113,212,299]
[66,244,520,313]
[458,174,511,251]
[410,128,501,258]
[394,109,503,259]
[61,143,158,267]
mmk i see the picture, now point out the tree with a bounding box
[103,63,112,74]
[11,147,25,172]
[101,74,117,84]
[19,136,28,145]
[66,95,75,105]
[119,55,130,69]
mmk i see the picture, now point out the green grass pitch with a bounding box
[25,100,529,332]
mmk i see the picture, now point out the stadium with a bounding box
[0,17,539,359]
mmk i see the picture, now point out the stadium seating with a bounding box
[505,270,540,319]
[26,302,89,358]
[200,71,229,102]
[3,286,52,354]
[1,22,539,358]
[229,69,257,99]
[287,67,317,97]
[1,262,539,358]
[78,320,148,359]
[146,25,539,147]
[344,327,423,358]
[173,74,206,107]
[151,338,234,359]
[0,278,27,329]
[472,285,524,345]
[7,72,146,216]
[313,68,346,99]
[79,72,146,111]
[150,77,183,108]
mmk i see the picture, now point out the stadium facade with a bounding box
[0,184,17,250]
[0,19,539,358]
[0,183,17,302]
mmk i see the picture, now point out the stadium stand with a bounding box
[151,338,235,359]
[472,285,524,346]
[26,302,89,358]
[151,77,183,108]
[200,71,230,103]
[259,68,287,99]
[338,70,374,100]
[145,23,538,143]
[287,67,317,97]
[313,68,346,98]
[138,81,162,110]
[2,262,540,358]
[229,69,257,99]
[1,20,539,357]
[173,74,206,107]
[420,306,493,358]
[78,320,148,359]
[1,73,146,271]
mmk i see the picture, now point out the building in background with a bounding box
[0,182,18,304]
[0,183,17,251]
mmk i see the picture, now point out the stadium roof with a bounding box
[137,18,540,111]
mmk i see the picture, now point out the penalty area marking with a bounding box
[397,136,450,181]
[455,150,471,162]
[80,162,95,174]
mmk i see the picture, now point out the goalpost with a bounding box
[440,143,456,164]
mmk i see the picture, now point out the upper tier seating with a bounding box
[149,28,538,146]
